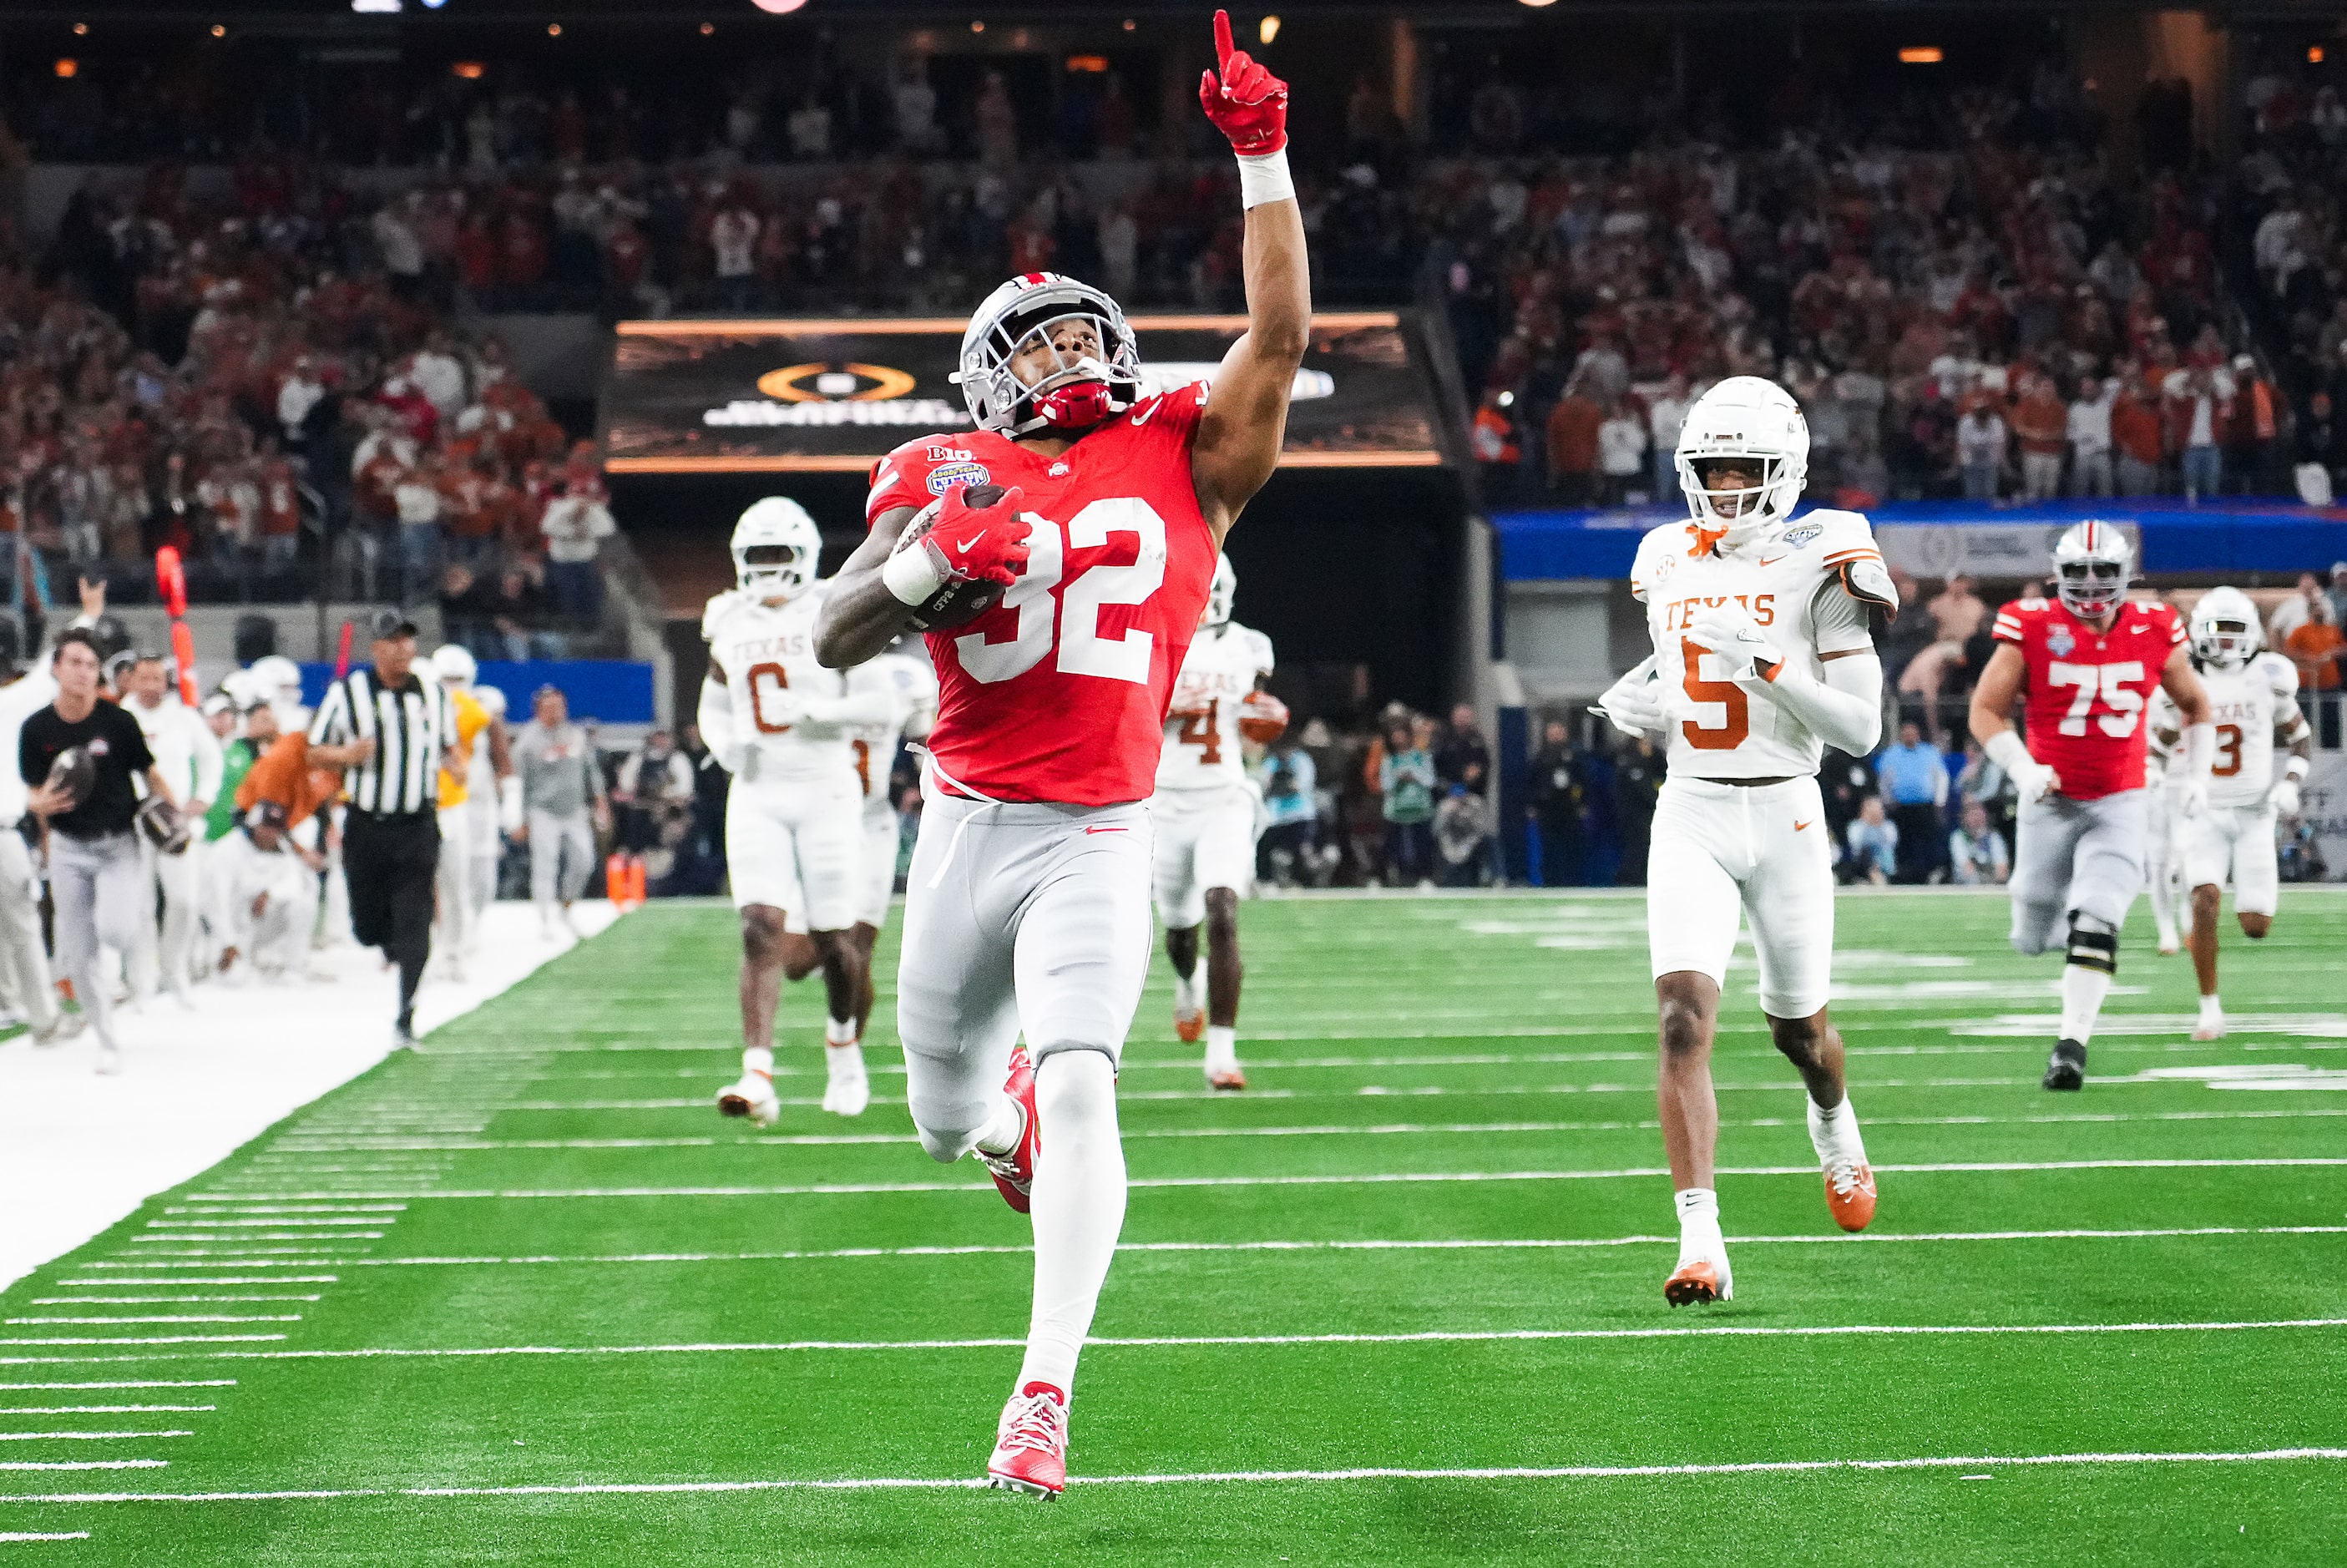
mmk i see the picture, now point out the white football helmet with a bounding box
[430,644,478,688]
[1674,376,1809,548]
[2051,519,2134,619]
[474,683,508,720]
[1202,554,1237,629]
[246,655,302,704]
[952,272,1141,438]
[2188,585,2263,668]
[731,497,821,599]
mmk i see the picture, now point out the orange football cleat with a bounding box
[1823,1160,1877,1232]
[1174,1004,1205,1044]
[1206,1065,1247,1092]
[1664,1257,1731,1306]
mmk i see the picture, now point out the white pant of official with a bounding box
[50,831,148,1050]
[437,804,474,957]
[896,794,1153,1163]
[0,827,62,1034]
[465,799,502,918]
[2182,802,2280,918]
[726,777,862,933]
[527,808,595,916]
[215,833,319,977]
[2010,787,2148,955]
[1646,774,1835,1019]
[1149,783,1257,928]
[133,835,200,998]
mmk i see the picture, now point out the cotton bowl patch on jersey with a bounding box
[927,460,991,496]
[1782,523,1822,549]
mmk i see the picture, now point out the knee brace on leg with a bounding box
[2065,914,2118,975]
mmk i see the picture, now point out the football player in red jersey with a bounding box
[1970,522,2213,1091]
[814,10,1307,1499]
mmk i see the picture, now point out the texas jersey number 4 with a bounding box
[956,498,1169,685]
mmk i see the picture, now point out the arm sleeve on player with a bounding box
[1759,649,1882,755]
[696,677,742,773]
[189,711,225,801]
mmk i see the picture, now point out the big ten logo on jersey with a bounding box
[956,498,1172,686]
[1659,593,1776,632]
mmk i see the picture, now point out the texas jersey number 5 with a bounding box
[956,498,1168,685]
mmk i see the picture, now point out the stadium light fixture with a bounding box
[2311,45,2326,64]
[54,58,78,78]
[546,22,560,35]
[1123,18,1136,29]
[701,22,715,34]
[1260,15,1279,45]
[72,22,89,35]
[210,23,226,37]
[451,60,484,78]
[1067,54,1110,73]
[352,0,402,12]
[971,19,984,33]
[1899,47,1944,63]
[1519,0,1558,8]
[749,0,809,13]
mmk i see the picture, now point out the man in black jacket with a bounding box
[1528,719,1585,887]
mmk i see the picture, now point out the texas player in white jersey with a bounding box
[1153,553,1282,1089]
[810,10,1308,1497]
[700,498,896,1121]
[1597,375,1893,1308]
[837,641,938,1039]
[2157,589,2309,1040]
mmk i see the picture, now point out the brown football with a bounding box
[1237,690,1290,746]
[892,483,1011,631]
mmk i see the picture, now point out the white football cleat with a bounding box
[2193,1002,2226,1042]
[821,1064,871,1118]
[31,1013,84,1047]
[986,1386,1069,1499]
[94,1042,122,1076]
[717,1070,781,1128]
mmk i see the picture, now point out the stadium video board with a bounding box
[601,314,1444,473]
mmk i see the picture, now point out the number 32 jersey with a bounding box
[1991,594,2183,801]
[866,382,1219,806]
[1629,509,1894,781]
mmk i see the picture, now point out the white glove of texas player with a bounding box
[2269,776,2303,819]
[1682,605,1784,684]
[1596,655,1669,741]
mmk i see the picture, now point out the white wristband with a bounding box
[1984,729,2034,777]
[882,545,945,607]
[1235,149,1294,210]
[2284,754,2311,781]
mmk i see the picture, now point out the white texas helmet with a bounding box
[2051,519,2134,619]
[731,497,821,599]
[2188,584,2263,668]
[1674,376,1810,547]
[952,271,1142,438]
[1202,554,1237,629]
[430,644,478,688]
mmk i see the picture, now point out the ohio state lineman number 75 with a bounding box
[956,498,1171,685]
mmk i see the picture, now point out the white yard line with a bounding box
[31,1299,321,1307]
[0,1430,191,1442]
[3,1446,2344,1506]
[6,1318,300,1327]
[0,1406,215,1414]
[0,1461,167,1472]
[0,1383,233,1391]
[180,1156,2347,1204]
[0,1532,92,1541]
[0,902,617,1291]
[48,1225,2329,1272]
[4,1318,2337,1368]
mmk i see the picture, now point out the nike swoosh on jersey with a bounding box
[1130,399,1159,425]
[1083,826,1129,834]
[1794,819,1813,831]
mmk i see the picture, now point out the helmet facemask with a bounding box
[956,278,1143,438]
[734,541,813,599]
[2190,589,2263,668]
[2055,558,2127,618]
[1677,450,1803,549]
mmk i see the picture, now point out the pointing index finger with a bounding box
[1212,8,1235,73]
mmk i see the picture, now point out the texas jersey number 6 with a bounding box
[955,498,1169,685]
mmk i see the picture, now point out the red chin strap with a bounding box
[1035,378,1115,431]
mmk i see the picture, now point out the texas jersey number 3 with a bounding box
[954,498,1168,685]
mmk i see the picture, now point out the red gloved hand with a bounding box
[1197,9,1288,156]
[918,483,1031,589]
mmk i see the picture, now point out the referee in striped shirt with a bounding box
[309,609,458,1047]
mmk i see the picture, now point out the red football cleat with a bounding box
[976,1045,1040,1213]
[986,1383,1068,1499]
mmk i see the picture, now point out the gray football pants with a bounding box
[896,795,1152,1164]
[50,831,148,1050]
[2010,787,2148,956]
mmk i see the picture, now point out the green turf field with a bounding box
[3,888,2343,1563]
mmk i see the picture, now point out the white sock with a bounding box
[1805,1093,1868,1168]
[973,1090,1024,1157]
[824,1015,859,1046]
[1172,968,1202,1013]
[1017,1051,1126,1399]
[2199,993,2223,1019]
[1674,1186,1723,1262]
[825,1039,865,1080]
[741,1045,773,1080]
[2058,964,2112,1044]
[1204,1024,1237,1067]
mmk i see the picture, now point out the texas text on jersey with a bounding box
[865,381,1219,806]
[2198,652,2299,807]
[1157,620,1275,792]
[703,586,857,788]
[1629,508,1894,779]
[1990,594,2185,801]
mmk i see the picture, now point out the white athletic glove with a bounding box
[496,776,523,835]
[2169,721,2214,821]
[1984,728,2060,805]
[1596,655,1669,741]
[2269,776,2302,819]
[1682,605,1784,685]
